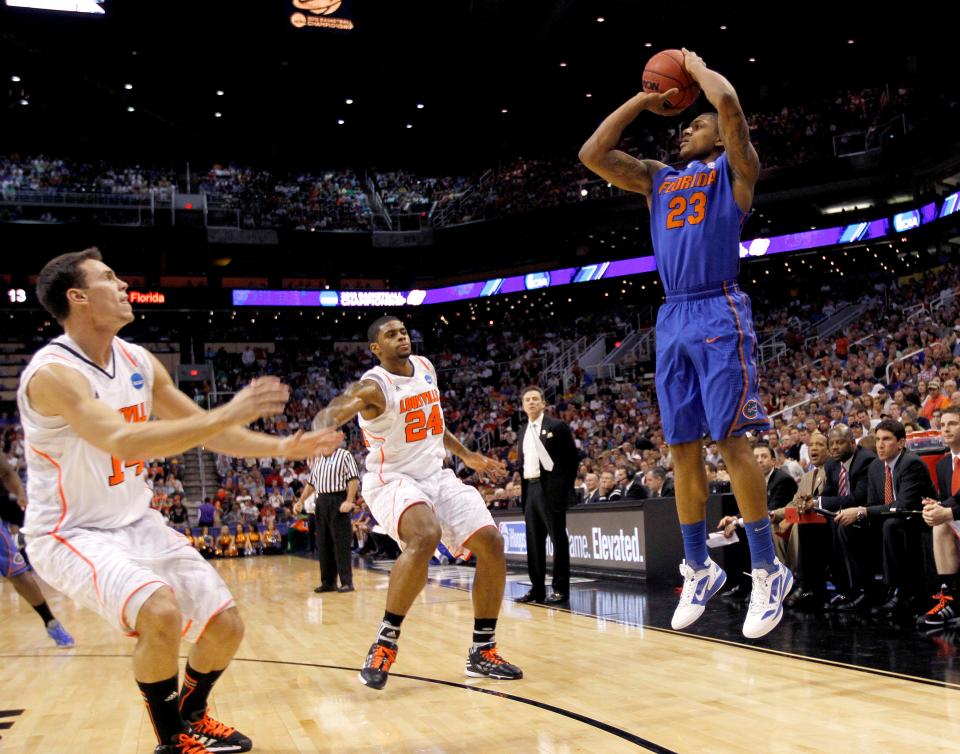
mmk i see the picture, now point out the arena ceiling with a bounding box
[0,1,953,172]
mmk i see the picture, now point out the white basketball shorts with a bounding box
[27,509,234,643]
[362,468,495,555]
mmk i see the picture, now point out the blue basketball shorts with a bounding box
[655,281,770,446]
[1,520,31,578]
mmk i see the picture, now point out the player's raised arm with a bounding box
[578,91,676,196]
[146,353,342,459]
[312,379,387,430]
[681,48,760,187]
[26,363,292,460]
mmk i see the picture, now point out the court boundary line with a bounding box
[0,652,674,753]
[376,566,960,691]
[413,569,960,692]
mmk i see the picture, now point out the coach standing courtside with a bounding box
[515,386,579,605]
[296,441,360,593]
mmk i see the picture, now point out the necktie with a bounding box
[814,469,825,496]
[534,427,554,472]
[884,464,894,505]
[952,457,960,497]
[838,465,849,497]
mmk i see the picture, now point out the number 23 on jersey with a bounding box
[666,191,707,229]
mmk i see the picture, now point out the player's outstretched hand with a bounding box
[223,376,291,425]
[464,452,507,481]
[680,48,707,80]
[277,428,344,459]
[644,89,681,116]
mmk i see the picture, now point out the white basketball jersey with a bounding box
[358,355,446,483]
[17,334,156,536]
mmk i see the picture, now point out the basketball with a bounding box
[642,49,700,112]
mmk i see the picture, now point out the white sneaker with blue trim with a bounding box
[742,558,794,639]
[671,558,727,630]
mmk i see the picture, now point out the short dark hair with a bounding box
[704,460,717,473]
[520,385,544,401]
[753,441,775,459]
[367,315,400,344]
[36,247,103,322]
[875,418,906,441]
[647,466,667,481]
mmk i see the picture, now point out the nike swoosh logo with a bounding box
[706,336,721,343]
[694,578,709,601]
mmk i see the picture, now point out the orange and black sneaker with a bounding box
[188,710,252,753]
[918,592,959,629]
[465,643,523,680]
[154,731,216,754]
[359,639,398,690]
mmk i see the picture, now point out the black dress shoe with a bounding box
[836,591,868,612]
[871,589,900,616]
[545,592,569,605]
[515,591,545,604]
[314,585,337,593]
[721,584,749,601]
[337,585,355,593]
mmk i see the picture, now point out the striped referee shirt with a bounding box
[309,448,360,495]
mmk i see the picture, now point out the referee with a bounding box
[296,441,360,593]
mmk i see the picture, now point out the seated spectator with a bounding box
[582,472,601,504]
[833,419,936,617]
[598,471,621,502]
[917,406,960,628]
[217,527,237,558]
[644,467,674,499]
[704,461,730,494]
[263,520,284,554]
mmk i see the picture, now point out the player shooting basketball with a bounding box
[579,48,792,638]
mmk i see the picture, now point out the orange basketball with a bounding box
[642,49,700,112]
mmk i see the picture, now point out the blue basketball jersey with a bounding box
[649,152,746,293]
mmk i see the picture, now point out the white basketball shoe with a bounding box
[671,558,727,630]
[742,558,794,639]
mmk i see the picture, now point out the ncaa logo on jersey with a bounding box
[131,372,145,390]
[742,399,761,420]
[13,552,25,566]
[424,374,433,385]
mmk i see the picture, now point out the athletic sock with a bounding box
[938,574,957,595]
[32,601,55,626]
[472,618,497,651]
[138,675,185,744]
[377,611,404,644]
[743,517,777,573]
[679,520,709,570]
[179,663,225,723]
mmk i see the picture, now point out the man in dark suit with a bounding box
[643,466,675,498]
[918,406,960,628]
[515,386,579,605]
[755,444,798,510]
[834,419,936,616]
[818,424,877,611]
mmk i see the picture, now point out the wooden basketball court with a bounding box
[2,554,959,752]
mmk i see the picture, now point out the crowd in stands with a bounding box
[3,83,946,231]
[198,165,372,231]
[0,155,177,197]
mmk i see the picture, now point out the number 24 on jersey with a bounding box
[405,405,444,442]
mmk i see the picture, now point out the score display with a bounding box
[7,289,27,304]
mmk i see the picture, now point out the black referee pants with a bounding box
[313,493,354,588]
